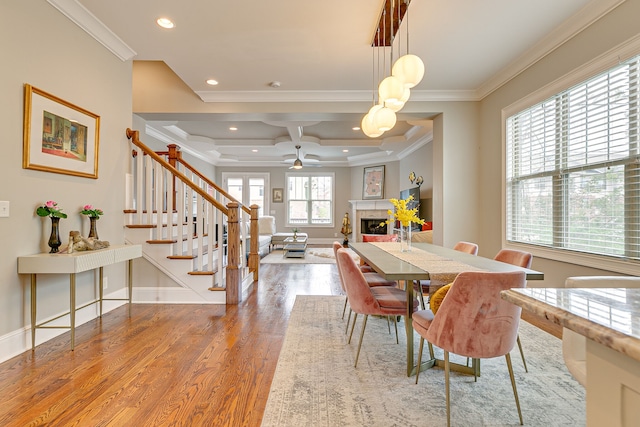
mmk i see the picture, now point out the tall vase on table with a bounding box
[36,200,68,254]
[81,204,104,239]
[48,217,62,253]
[88,216,99,239]
[400,224,412,252]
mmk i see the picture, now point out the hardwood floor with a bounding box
[0,263,342,427]
[0,259,560,426]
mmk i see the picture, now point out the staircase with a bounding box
[124,129,260,304]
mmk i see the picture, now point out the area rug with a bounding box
[261,296,585,427]
[261,248,360,264]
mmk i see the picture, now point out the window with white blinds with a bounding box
[506,54,640,261]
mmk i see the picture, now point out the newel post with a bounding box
[248,204,260,281]
[226,202,242,304]
[167,144,180,212]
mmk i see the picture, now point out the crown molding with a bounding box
[47,0,136,61]
[196,89,480,103]
[476,0,627,99]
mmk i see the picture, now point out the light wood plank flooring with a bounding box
[0,259,560,427]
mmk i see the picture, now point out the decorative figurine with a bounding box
[340,212,352,246]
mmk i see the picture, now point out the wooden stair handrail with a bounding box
[126,129,228,215]
[164,145,251,216]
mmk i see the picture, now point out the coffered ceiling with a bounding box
[49,0,618,167]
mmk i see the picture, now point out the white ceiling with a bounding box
[52,0,616,167]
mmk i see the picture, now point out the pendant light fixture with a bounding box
[392,0,425,88]
[372,7,397,133]
[292,145,303,169]
[362,28,384,138]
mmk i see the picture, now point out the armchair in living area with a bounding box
[244,216,276,258]
[562,275,640,387]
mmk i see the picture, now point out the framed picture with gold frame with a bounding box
[23,84,100,179]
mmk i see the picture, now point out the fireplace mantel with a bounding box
[348,199,394,242]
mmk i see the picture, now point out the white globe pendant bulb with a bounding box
[385,87,410,112]
[362,112,384,138]
[373,106,397,132]
[392,54,425,88]
[378,75,405,104]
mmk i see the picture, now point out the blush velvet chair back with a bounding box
[493,248,533,372]
[452,241,479,255]
[494,249,533,269]
[413,270,527,426]
[336,248,418,367]
[362,234,399,242]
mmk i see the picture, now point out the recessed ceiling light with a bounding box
[206,79,219,86]
[229,127,238,131]
[343,149,349,153]
[352,126,361,131]
[252,149,258,152]
[156,18,175,29]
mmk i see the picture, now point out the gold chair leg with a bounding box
[505,353,523,425]
[393,316,399,344]
[355,315,369,367]
[517,335,528,373]
[415,280,427,309]
[386,316,391,333]
[445,351,451,427]
[342,296,348,319]
[345,309,353,335]
[415,337,424,384]
[428,342,435,359]
[348,313,358,343]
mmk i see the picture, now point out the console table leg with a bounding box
[99,267,103,317]
[128,259,133,317]
[70,273,76,350]
[30,274,36,350]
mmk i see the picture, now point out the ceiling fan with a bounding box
[291,145,303,169]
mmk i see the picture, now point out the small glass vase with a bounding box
[48,217,62,254]
[400,224,412,252]
[88,216,99,239]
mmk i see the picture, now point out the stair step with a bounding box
[147,239,178,244]
[188,270,216,276]
[126,224,184,229]
[123,209,178,214]
[167,255,196,260]
[207,286,226,292]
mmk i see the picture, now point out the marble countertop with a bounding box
[501,288,640,362]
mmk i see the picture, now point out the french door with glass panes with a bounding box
[221,173,269,217]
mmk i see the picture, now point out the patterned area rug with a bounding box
[261,296,585,427]
[261,248,359,264]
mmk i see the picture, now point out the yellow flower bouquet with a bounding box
[381,195,425,228]
[380,195,424,251]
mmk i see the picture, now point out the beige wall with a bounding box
[478,0,640,286]
[1,3,132,344]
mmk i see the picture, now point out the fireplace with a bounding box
[361,218,387,235]
[349,199,394,242]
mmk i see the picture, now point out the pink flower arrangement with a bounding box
[36,200,67,218]
[80,204,104,218]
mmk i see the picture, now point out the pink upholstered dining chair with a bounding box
[413,270,527,426]
[336,248,419,367]
[332,242,398,336]
[494,248,533,372]
[413,241,479,309]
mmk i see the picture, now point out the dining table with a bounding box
[348,241,545,376]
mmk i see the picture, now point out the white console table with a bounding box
[18,244,142,350]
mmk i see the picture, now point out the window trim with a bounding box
[501,36,640,275]
[285,172,335,228]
